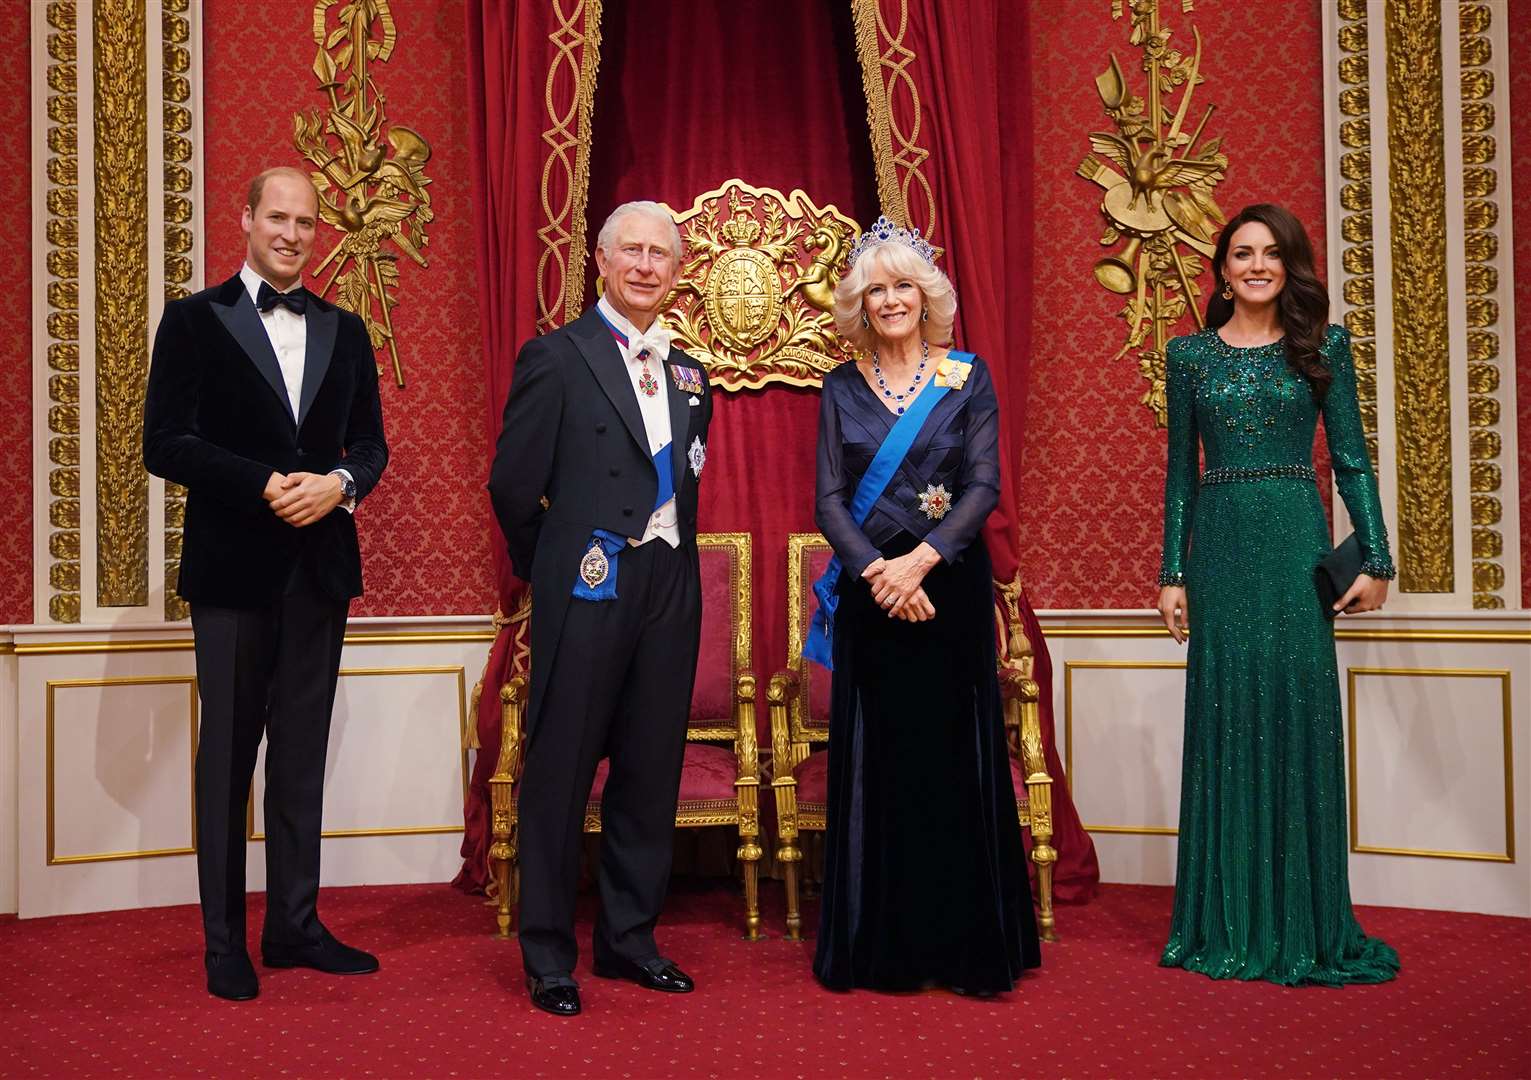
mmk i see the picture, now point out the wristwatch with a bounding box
[332,471,357,500]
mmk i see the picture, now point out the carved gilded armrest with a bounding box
[767,670,807,938]
[733,673,763,940]
[488,676,526,939]
[998,664,1057,942]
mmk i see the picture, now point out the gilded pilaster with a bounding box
[162,0,193,620]
[1384,0,1453,593]
[93,0,149,607]
[1457,3,1506,609]
[45,1,81,624]
[1335,0,1378,468]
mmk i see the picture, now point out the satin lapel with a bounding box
[211,284,294,425]
[570,313,648,456]
[664,353,691,489]
[297,296,337,429]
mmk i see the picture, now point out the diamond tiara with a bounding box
[846,214,937,268]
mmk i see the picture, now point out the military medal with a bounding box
[637,349,660,397]
[919,483,951,520]
[579,542,610,588]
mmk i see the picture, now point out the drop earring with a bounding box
[1221,281,1233,300]
[921,307,928,322]
[861,312,869,328]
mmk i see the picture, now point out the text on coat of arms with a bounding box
[660,179,861,391]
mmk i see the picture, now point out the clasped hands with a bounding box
[264,471,343,527]
[1156,574,1389,645]
[862,542,942,622]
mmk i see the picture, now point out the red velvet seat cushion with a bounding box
[790,749,1029,809]
[589,743,739,805]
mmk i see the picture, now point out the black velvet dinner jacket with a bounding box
[143,274,388,608]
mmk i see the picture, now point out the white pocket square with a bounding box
[688,395,701,406]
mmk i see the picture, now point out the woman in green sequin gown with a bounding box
[1156,205,1399,986]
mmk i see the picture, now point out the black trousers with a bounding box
[190,565,349,956]
[518,539,701,978]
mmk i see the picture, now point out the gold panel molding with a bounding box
[1384,1,1453,593]
[46,676,199,865]
[663,180,861,390]
[1458,2,1505,608]
[45,1,81,623]
[537,0,603,332]
[163,0,194,621]
[1062,659,1185,835]
[1334,0,1379,468]
[93,0,150,608]
[1346,667,1514,862]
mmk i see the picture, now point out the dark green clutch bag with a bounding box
[1315,533,1363,620]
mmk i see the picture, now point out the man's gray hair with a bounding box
[595,201,683,260]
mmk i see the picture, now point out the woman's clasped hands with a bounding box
[862,542,942,622]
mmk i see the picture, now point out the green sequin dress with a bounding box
[1158,324,1400,986]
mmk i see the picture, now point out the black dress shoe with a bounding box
[593,955,695,993]
[527,976,582,1017]
[205,950,259,1001]
[261,931,379,975]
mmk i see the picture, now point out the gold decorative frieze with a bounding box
[662,179,861,391]
[163,0,194,620]
[535,0,602,332]
[94,0,150,609]
[1457,2,1505,608]
[294,0,433,388]
[1334,0,1378,467]
[1384,0,1452,593]
[46,1,80,623]
[1078,0,1227,427]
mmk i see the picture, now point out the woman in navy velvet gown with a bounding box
[809,220,1040,995]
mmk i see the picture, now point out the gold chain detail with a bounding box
[851,0,934,244]
[45,2,81,623]
[94,0,150,608]
[1335,0,1378,469]
[1385,1,1453,593]
[1457,2,1504,607]
[163,0,194,620]
[536,0,603,332]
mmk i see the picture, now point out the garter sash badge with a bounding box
[919,483,951,520]
[578,543,610,588]
[688,436,706,479]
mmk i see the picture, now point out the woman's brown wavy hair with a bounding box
[1205,203,1332,401]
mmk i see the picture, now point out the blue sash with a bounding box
[574,442,673,601]
[802,351,972,669]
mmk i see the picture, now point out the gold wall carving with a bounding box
[1335,0,1379,468]
[46,1,81,623]
[536,0,602,332]
[1458,2,1504,608]
[94,0,150,609]
[163,0,194,621]
[294,0,433,389]
[1078,0,1227,427]
[851,0,930,237]
[1384,1,1453,593]
[663,180,860,390]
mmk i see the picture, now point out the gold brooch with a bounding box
[919,484,952,520]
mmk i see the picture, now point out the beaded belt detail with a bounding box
[1201,464,1317,486]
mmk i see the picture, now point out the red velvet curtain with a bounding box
[888,0,1099,899]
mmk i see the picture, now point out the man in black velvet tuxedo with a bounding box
[144,166,388,1001]
[489,202,712,1017]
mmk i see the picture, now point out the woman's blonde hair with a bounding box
[832,241,957,353]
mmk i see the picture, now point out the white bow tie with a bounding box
[627,325,671,363]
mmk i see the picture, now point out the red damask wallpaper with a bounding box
[203,0,494,617]
[1019,1,1330,610]
[0,6,31,625]
[1510,0,1530,608]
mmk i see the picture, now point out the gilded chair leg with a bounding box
[741,850,762,941]
[490,839,513,939]
[781,850,803,941]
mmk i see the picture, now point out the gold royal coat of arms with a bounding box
[660,179,861,391]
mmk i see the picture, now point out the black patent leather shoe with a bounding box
[593,955,695,993]
[205,950,259,1001]
[527,976,582,1017]
[261,931,379,975]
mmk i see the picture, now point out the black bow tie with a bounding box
[256,281,307,316]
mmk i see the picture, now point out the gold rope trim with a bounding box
[1385,1,1453,592]
[536,0,603,332]
[163,0,194,620]
[94,0,150,607]
[45,1,81,623]
[851,0,908,227]
[1458,2,1505,608]
[851,0,934,244]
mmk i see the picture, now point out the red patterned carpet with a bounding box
[1,881,1526,1078]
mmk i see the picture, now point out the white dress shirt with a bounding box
[597,295,678,548]
[240,264,354,511]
